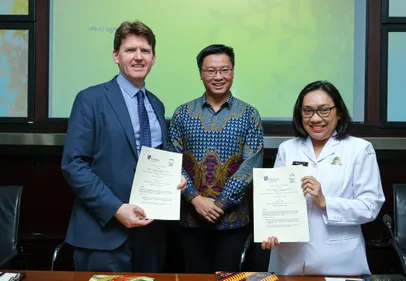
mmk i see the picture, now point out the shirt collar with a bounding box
[201,92,234,108]
[117,73,146,98]
[302,130,340,147]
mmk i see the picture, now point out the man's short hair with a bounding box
[196,44,235,70]
[114,20,156,54]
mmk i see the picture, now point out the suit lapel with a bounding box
[302,135,340,163]
[146,90,168,149]
[104,77,137,156]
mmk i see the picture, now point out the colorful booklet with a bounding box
[89,275,154,281]
[215,272,278,281]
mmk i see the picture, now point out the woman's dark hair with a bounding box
[292,80,352,140]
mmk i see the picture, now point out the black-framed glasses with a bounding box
[301,106,336,118]
[201,68,233,77]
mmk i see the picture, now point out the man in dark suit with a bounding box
[61,20,185,273]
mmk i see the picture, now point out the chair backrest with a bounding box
[0,186,23,267]
[240,233,270,272]
[51,241,74,271]
[393,184,406,255]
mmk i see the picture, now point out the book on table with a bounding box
[89,275,154,281]
[215,272,278,281]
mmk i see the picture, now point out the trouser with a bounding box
[179,225,249,273]
[73,221,166,272]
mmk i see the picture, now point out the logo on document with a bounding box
[264,176,279,183]
[146,154,159,163]
[168,158,174,167]
[289,173,296,183]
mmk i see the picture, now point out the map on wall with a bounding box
[0,29,29,117]
[0,0,29,15]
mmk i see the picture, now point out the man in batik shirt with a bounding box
[169,44,264,273]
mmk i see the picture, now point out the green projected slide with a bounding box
[49,0,365,120]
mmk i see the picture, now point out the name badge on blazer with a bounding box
[292,161,308,167]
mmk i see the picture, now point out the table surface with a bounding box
[3,270,350,281]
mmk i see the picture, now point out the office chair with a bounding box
[393,184,406,267]
[51,240,74,271]
[0,186,23,269]
[239,233,270,272]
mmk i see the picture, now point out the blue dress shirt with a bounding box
[116,73,162,154]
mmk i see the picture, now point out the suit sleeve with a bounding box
[61,91,123,227]
[322,142,385,225]
[215,109,264,211]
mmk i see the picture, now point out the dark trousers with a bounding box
[73,221,166,272]
[180,225,249,273]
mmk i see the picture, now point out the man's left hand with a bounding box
[191,195,224,222]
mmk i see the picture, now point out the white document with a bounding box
[0,272,23,281]
[253,165,309,243]
[0,273,17,281]
[129,146,182,220]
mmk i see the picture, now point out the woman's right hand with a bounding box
[261,236,280,250]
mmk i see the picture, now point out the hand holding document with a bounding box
[253,166,309,243]
[129,147,182,220]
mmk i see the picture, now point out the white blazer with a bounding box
[268,135,385,276]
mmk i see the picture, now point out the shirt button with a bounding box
[312,163,317,168]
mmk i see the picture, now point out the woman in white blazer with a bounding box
[262,81,385,276]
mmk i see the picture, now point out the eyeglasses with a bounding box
[301,106,336,118]
[201,68,233,77]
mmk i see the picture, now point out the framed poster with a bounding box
[380,25,406,127]
[0,22,35,121]
[382,0,406,23]
[0,0,35,22]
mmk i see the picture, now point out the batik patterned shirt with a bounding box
[169,94,264,229]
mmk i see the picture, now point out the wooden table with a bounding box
[17,271,333,281]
